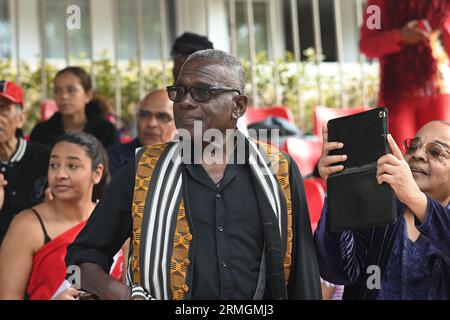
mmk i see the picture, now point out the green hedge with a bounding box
[0,49,379,135]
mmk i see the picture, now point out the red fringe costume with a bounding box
[360,0,450,143]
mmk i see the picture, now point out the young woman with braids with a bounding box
[360,0,450,144]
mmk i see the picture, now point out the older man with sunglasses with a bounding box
[315,120,450,300]
[107,89,176,176]
[66,49,322,300]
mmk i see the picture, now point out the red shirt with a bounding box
[359,0,450,103]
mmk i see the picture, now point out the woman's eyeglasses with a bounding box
[403,138,450,160]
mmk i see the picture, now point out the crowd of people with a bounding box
[0,0,449,301]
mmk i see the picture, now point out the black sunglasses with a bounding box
[166,85,241,103]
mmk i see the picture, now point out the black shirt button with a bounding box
[217,226,224,232]
[221,261,227,268]
[11,191,16,196]
[216,194,221,199]
[1,167,6,173]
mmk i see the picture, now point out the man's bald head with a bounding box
[137,89,176,146]
[139,89,171,111]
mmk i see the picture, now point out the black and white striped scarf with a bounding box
[129,134,284,300]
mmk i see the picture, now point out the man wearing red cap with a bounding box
[0,80,50,245]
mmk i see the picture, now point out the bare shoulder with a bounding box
[5,207,49,251]
[10,209,41,230]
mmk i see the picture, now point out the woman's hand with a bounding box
[52,287,80,300]
[44,187,54,202]
[399,20,430,45]
[376,134,427,221]
[318,125,347,183]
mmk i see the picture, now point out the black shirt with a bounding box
[30,110,120,149]
[0,138,50,244]
[66,145,322,299]
[107,138,142,177]
[184,162,264,299]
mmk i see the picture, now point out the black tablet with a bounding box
[327,107,397,231]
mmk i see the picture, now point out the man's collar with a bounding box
[3,137,27,163]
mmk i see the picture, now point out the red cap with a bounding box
[0,80,24,108]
